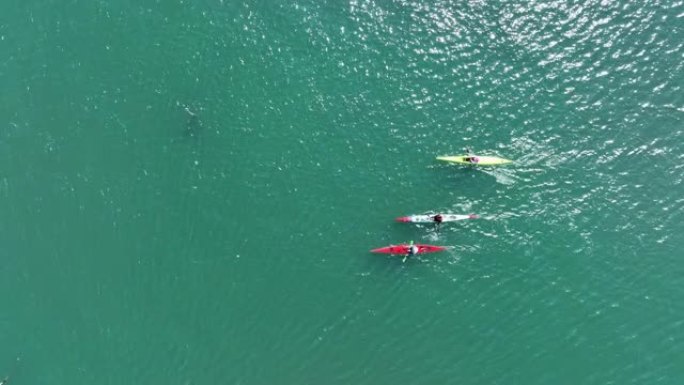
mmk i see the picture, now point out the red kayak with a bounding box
[370,244,448,255]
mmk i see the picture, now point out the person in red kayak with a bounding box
[402,243,419,262]
[433,214,444,232]
[401,242,419,262]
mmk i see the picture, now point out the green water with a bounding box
[1,1,683,383]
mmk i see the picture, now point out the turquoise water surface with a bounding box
[1,1,683,384]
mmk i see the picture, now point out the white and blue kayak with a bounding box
[396,213,478,223]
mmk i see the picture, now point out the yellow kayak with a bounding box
[436,155,513,166]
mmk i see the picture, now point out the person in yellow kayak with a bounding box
[463,148,479,164]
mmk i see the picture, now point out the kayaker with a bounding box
[407,244,419,257]
[464,148,479,163]
[433,214,444,232]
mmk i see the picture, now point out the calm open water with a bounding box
[1,0,683,384]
